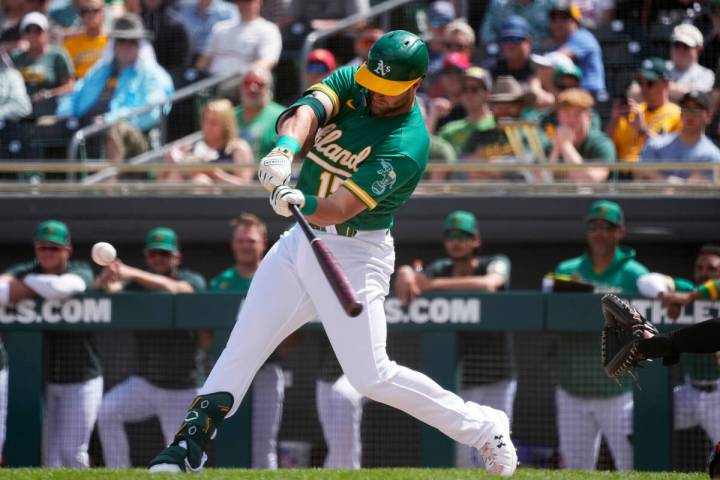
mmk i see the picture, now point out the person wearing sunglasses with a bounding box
[0,220,100,467]
[394,211,515,469]
[95,227,207,468]
[62,0,107,78]
[235,66,285,158]
[637,90,720,182]
[607,57,682,167]
[551,200,649,471]
[667,23,714,103]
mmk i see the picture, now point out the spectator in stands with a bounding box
[460,75,546,180]
[480,0,552,54]
[161,98,254,184]
[693,0,720,71]
[426,52,470,133]
[209,213,285,469]
[0,50,32,120]
[56,14,174,164]
[393,210,515,469]
[547,88,615,182]
[196,0,281,78]
[0,0,27,51]
[12,12,74,117]
[548,0,606,100]
[529,50,575,108]
[551,200,648,471]
[424,1,456,89]
[62,0,107,78]
[537,65,603,137]
[607,57,682,164]
[345,25,383,67]
[286,0,368,34]
[490,16,534,84]
[141,0,190,72]
[637,90,720,182]
[235,66,285,158]
[0,220,101,467]
[178,0,237,62]
[417,95,458,181]
[668,23,714,101]
[96,226,207,468]
[304,48,336,89]
[425,20,474,100]
[438,66,495,156]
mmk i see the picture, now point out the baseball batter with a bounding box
[149,31,517,476]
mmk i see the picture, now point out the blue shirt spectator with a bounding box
[178,0,238,60]
[549,0,606,98]
[639,90,720,181]
[480,0,553,52]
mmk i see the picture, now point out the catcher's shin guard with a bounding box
[149,392,233,472]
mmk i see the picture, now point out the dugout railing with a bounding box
[2,292,717,471]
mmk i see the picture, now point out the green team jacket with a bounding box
[555,246,649,397]
[292,66,430,231]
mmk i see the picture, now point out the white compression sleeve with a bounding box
[23,273,87,301]
[0,281,9,306]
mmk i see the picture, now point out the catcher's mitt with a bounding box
[600,294,659,385]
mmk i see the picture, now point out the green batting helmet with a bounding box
[355,30,429,96]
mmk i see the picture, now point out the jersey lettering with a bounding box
[313,123,372,172]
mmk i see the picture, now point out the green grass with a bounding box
[0,469,707,480]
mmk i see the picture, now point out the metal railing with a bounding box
[66,68,244,162]
[299,0,419,90]
[0,161,715,195]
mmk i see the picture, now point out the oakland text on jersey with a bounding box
[385,297,481,324]
[311,123,372,173]
[630,298,720,326]
[0,298,111,324]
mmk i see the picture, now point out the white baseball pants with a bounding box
[316,374,365,468]
[43,376,103,467]
[456,379,517,468]
[98,376,197,467]
[674,379,720,443]
[202,225,504,451]
[251,363,285,469]
[556,387,633,470]
[0,368,7,461]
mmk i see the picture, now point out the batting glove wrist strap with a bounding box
[301,194,318,215]
[276,134,301,155]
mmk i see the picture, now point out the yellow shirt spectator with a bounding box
[63,33,108,78]
[612,102,682,162]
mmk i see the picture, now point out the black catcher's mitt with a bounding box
[601,294,659,385]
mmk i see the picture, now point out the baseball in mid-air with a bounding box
[91,242,117,266]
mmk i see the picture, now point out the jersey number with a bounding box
[317,171,345,198]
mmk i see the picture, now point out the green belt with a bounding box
[310,223,358,237]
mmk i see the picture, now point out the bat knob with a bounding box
[347,302,363,317]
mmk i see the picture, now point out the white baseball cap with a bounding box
[671,23,703,48]
[20,12,49,32]
[531,51,575,71]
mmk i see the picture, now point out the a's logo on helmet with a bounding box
[374,59,391,77]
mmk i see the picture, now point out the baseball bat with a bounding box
[289,204,363,317]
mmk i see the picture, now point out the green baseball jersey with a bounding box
[438,114,496,155]
[5,260,100,383]
[125,268,208,389]
[294,66,429,231]
[209,267,253,293]
[554,247,650,397]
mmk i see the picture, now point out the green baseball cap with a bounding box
[145,227,179,253]
[638,57,670,81]
[585,200,624,226]
[35,220,70,246]
[444,210,477,235]
[355,30,429,96]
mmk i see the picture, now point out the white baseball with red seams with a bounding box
[91,242,116,266]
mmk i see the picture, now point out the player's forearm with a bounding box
[124,266,194,293]
[307,197,361,226]
[6,278,38,304]
[425,275,503,292]
[277,105,318,156]
[22,273,86,301]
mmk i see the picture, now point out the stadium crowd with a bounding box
[0,0,719,181]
